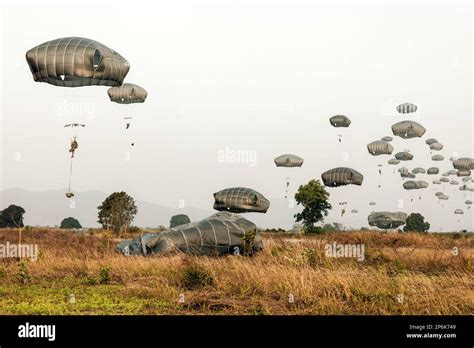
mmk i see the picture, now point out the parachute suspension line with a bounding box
[68,157,74,193]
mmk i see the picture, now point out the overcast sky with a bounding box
[0,0,472,230]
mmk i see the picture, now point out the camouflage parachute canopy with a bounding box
[465,200,473,205]
[427,167,439,175]
[425,138,438,145]
[401,172,416,179]
[412,167,426,174]
[381,136,393,142]
[274,154,304,167]
[435,191,445,197]
[329,115,351,127]
[213,187,270,213]
[432,155,444,161]
[391,120,426,139]
[440,177,449,183]
[398,167,409,174]
[351,209,358,213]
[457,170,471,177]
[108,83,147,104]
[432,180,441,185]
[26,37,130,87]
[403,180,428,190]
[429,142,443,151]
[438,194,449,200]
[450,180,459,185]
[396,103,417,114]
[452,158,474,170]
[388,158,400,165]
[367,141,394,156]
[369,201,376,206]
[321,167,364,187]
[368,211,408,229]
[395,151,414,161]
[116,212,262,256]
[454,209,464,215]
[448,170,458,175]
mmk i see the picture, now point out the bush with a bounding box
[99,267,110,284]
[60,217,82,229]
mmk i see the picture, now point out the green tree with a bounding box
[170,214,191,228]
[0,205,25,228]
[403,213,430,233]
[97,192,138,236]
[294,179,332,233]
[60,217,82,229]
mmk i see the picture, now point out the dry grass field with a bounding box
[0,228,472,315]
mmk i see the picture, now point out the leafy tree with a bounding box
[97,192,138,236]
[170,214,191,228]
[0,205,25,228]
[403,213,430,233]
[60,217,82,229]
[294,179,332,233]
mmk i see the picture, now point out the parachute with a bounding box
[412,167,426,174]
[395,152,413,161]
[388,158,400,165]
[440,177,449,183]
[368,211,408,229]
[274,154,303,198]
[425,138,438,145]
[452,158,474,170]
[329,115,351,127]
[429,142,443,151]
[403,180,428,190]
[351,209,358,214]
[457,170,471,177]
[465,200,472,205]
[431,155,444,161]
[401,173,416,179]
[213,187,270,213]
[391,120,426,139]
[26,37,129,87]
[381,136,393,142]
[398,167,409,174]
[64,123,85,199]
[107,83,148,104]
[367,141,394,156]
[427,167,439,175]
[450,180,459,185]
[448,170,458,175]
[396,103,417,114]
[321,167,364,187]
[454,209,464,215]
[369,201,376,206]
[432,180,441,185]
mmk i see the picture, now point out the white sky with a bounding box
[0,0,472,230]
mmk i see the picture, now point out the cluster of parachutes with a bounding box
[25,37,148,199]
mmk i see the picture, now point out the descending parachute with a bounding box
[412,167,426,174]
[369,201,376,206]
[388,158,400,165]
[274,154,303,198]
[26,37,129,87]
[381,136,393,142]
[329,115,351,127]
[453,158,474,170]
[395,152,413,161]
[391,120,426,139]
[367,141,394,156]
[108,83,148,104]
[425,138,438,145]
[401,173,416,179]
[213,187,270,213]
[427,167,439,175]
[432,155,444,161]
[351,209,358,214]
[454,209,464,215]
[403,180,428,190]
[396,103,417,114]
[321,167,364,187]
[438,194,449,200]
[465,200,472,205]
[368,211,407,229]
[457,170,471,177]
[64,123,85,128]
[448,170,458,175]
[432,180,441,185]
[440,177,449,183]
[450,180,459,185]
[429,142,443,151]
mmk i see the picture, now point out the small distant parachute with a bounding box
[274,154,304,167]
[391,120,426,139]
[388,158,400,165]
[432,180,441,185]
[395,152,413,161]
[401,173,416,179]
[367,141,394,156]
[454,209,464,215]
[369,201,376,206]
[427,167,439,175]
[429,142,443,151]
[457,170,471,177]
[450,180,459,185]
[368,211,407,229]
[431,155,444,161]
[403,180,428,190]
[438,194,449,200]
[64,123,85,128]
[440,177,449,183]
[351,209,358,214]
[108,83,148,104]
[448,170,458,175]
[381,136,393,142]
[213,187,270,213]
[329,115,351,127]
[462,177,472,182]
[459,185,470,191]
[398,167,409,174]
[465,200,472,205]
[396,103,417,114]
[26,37,130,87]
[425,138,438,145]
[452,158,474,170]
[321,167,364,187]
[412,167,426,174]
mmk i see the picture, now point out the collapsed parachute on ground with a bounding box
[427,167,439,175]
[403,180,428,190]
[321,167,364,187]
[329,115,351,127]
[108,83,148,104]
[412,167,426,174]
[429,142,443,151]
[116,212,262,256]
[381,136,393,142]
[388,158,400,165]
[26,37,129,87]
[368,211,407,229]
[213,187,270,213]
[396,103,417,114]
[391,121,426,139]
[432,155,444,161]
[453,158,474,170]
[367,141,393,156]
[425,138,438,145]
[395,152,413,161]
[274,154,304,167]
